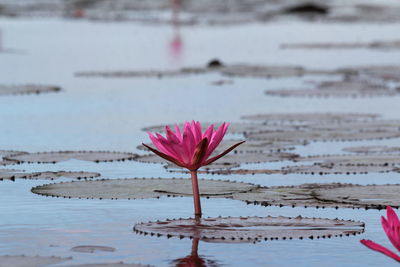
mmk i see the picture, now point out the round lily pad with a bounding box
[281,40,400,50]
[280,163,397,175]
[0,84,61,96]
[343,146,400,154]
[0,255,71,267]
[220,65,307,78]
[139,139,301,154]
[0,150,27,165]
[31,178,259,200]
[142,122,286,135]
[135,152,298,170]
[5,151,137,164]
[241,113,379,124]
[246,129,400,142]
[71,245,116,253]
[338,66,400,82]
[232,183,400,209]
[0,169,100,181]
[133,216,364,243]
[265,83,396,98]
[296,154,400,166]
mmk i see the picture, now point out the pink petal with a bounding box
[148,133,172,156]
[387,206,400,226]
[203,124,214,141]
[165,126,180,143]
[205,123,228,159]
[175,125,182,141]
[194,121,202,144]
[184,123,196,157]
[360,239,400,262]
[382,208,400,252]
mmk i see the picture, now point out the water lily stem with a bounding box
[190,170,202,217]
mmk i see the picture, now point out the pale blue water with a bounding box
[0,18,400,266]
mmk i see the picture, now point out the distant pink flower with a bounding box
[143,121,244,217]
[360,206,400,262]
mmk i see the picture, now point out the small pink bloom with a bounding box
[360,206,400,262]
[143,121,244,171]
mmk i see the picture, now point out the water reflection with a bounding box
[172,238,220,267]
[169,0,184,63]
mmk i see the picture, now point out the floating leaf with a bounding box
[139,139,301,154]
[135,152,298,170]
[265,79,399,98]
[281,40,400,50]
[246,129,400,142]
[241,113,379,124]
[232,183,400,209]
[0,169,100,181]
[31,178,259,200]
[133,216,364,243]
[280,163,397,175]
[343,146,400,154]
[6,151,137,164]
[0,84,61,96]
[71,245,116,253]
[0,150,28,165]
[296,154,400,166]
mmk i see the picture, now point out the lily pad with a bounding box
[71,245,116,253]
[141,122,291,135]
[343,146,400,154]
[31,178,259,200]
[0,169,100,181]
[220,65,307,78]
[338,66,400,82]
[281,40,400,50]
[0,84,61,96]
[5,151,137,164]
[138,139,301,154]
[280,163,397,175]
[245,129,400,142]
[0,255,71,267]
[0,150,27,165]
[265,80,397,98]
[296,154,400,166]
[133,216,364,243]
[241,113,379,124]
[135,152,298,170]
[232,183,400,209]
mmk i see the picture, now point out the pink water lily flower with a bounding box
[143,121,244,217]
[360,206,400,262]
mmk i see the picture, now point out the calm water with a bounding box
[1,18,400,266]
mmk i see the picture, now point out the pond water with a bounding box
[1,16,400,267]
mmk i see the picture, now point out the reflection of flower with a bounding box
[143,121,244,217]
[172,238,220,267]
[360,206,400,262]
